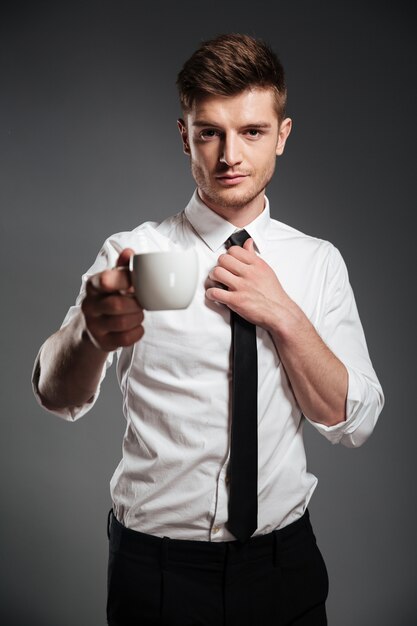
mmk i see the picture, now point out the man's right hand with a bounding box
[81,248,145,352]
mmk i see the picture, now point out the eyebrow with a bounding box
[192,120,272,129]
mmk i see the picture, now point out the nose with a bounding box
[219,133,242,167]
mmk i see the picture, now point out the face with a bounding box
[178,88,292,224]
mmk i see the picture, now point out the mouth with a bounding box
[215,173,249,186]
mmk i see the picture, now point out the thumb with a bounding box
[243,238,255,253]
[116,248,135,268]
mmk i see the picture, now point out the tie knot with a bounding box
[228,229,251,248]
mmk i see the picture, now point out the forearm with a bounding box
[37,312,109,411]
[268,302,348,427]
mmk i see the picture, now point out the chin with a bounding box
[210,187,262,210]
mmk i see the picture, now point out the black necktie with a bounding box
[226,229,258,542]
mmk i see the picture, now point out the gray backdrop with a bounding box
[1,1,416,625]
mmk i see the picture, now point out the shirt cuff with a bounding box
[31,344,113,421]
[305,365,383,447]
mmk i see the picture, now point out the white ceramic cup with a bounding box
[130,249,199,310]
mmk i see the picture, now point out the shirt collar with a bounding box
[184,189,270,254]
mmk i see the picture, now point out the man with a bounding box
[33,34,384,625]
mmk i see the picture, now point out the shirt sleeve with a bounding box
[305,244,384,447]
[31,237,123,421]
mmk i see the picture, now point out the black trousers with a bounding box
[106,510,328,626]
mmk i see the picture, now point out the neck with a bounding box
[198,189,265,227]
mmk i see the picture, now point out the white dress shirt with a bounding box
[33,191,384,541]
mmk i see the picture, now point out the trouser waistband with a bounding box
[107,509,313,566]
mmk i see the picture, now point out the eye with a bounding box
[245,129,263,138]
[200,129,220,140]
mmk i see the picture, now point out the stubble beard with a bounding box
[191,160,276,211]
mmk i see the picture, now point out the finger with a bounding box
[209,266,240,290]
[243,238,255,252]
[94,325,145,352]
[117,248,135,268]
[206,286,234,305]
[107,325,145,348]
[88,267,131,294]
[227,243,255,263]
[94,293,143,316]
[206,288,253,322]
[83,294,144,320]
[216,253,247,276]
[89,311,144,334]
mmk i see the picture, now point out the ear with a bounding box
[276,117,292,156]
[177,118,191,155]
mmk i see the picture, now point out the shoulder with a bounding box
[267,216,339,260]
[264,217,352,291]
[100,211,186,258]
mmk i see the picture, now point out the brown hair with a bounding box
[177,34,287,121]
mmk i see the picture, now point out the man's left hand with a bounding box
[206,238,295,332]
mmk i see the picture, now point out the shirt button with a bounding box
[212,526,220,534]
[225,475,230,485]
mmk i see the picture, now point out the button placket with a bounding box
[209,462,230,539]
